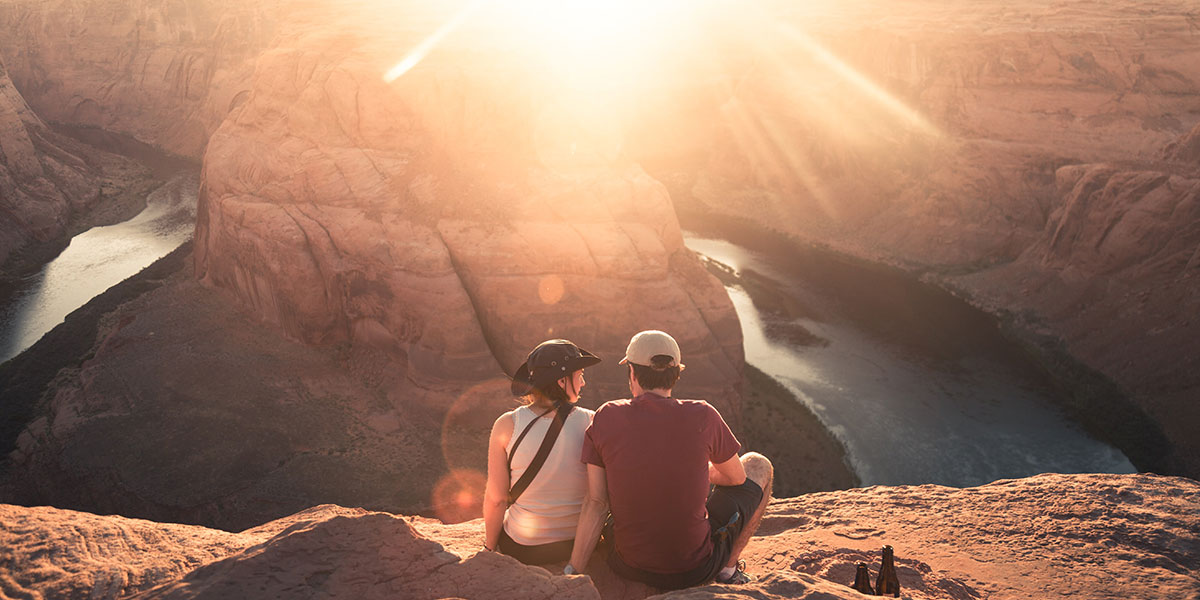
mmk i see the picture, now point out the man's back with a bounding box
[582,392,740,573]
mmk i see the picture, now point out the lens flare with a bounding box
[440,377,513,474]
[432,469,486,524]
[538,275,565,305]
[383,0,484,82]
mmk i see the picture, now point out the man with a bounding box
[565,330,773,589]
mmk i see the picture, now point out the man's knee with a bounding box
[740,452,773,490]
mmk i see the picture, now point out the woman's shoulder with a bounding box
[492,406,521,435]
[571,405,595,424]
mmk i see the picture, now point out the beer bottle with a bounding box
[850,561,875,594]
[876,545,901,597]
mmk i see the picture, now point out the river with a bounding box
[0,163,1135,487]
[683,229,1135,487]
[0,171,199,364]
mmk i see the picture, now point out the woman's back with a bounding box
[503,405,593,545]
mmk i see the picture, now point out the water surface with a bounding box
[0,172,198,364]
[684,232,1135,487]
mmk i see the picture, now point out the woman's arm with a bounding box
[482,411,514,551]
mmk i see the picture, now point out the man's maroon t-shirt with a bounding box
[581,392,741,574]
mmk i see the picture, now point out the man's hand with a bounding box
[709,454,747,487]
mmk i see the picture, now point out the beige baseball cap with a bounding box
[619,330,685,370]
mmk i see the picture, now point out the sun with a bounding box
[502,0,687,47]
[499,0,705,79]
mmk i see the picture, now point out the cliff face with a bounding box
[1,56,97,266]
[950,156,1200,475]
[0,55,156,269]
[0,0,282,159]
[193,12,744,416]
[5,260,509,531]
[3,2,743,529]
[659,0,1200,477]
[3,473,1197,600]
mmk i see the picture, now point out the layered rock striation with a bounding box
[4,258,504,531]
[194,12,744,416]
[4,6,743,531]
[0,55,147,268]
[651,0,1200,477]
[951,149,1200,475]
[2,473,1197,600]
[0,0,283,159]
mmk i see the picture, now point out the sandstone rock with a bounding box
[741,473,1200,600]
[0,55,98,266]
[0,503,249,599]
[1164,122,1200,164]
[138,507,601,600]
[655,0,1200,478]
[4,2,743,530]
[658,0,1200,265]
[4,266,470,531]
[194,15,744,420]
[0,0,284,158]
[2,474,1196,600]
[949,157,1200,475]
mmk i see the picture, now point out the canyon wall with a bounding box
[3,3,744,528]
[649,0,1200,477]
[1,0,748,412]
[0,55,150,268]
[3,0,1198,533]
[193,9,745,414]
[3,473,1198,599]
[0,55,88,265]
[0,0,283,159]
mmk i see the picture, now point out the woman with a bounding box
[483,339,600,565]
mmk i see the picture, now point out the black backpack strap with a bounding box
[506,405,555,472]
[507,402,574,505]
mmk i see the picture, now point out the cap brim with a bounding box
[619,356,685,370]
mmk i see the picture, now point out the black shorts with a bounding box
[607,478,764,590]
[498,529,574,565]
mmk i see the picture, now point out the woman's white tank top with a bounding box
[503,404,593,546]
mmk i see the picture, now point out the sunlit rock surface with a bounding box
[3,0,1199,541]
[657,0,1200,478]
[0,56,138,267]
[2,474,1197,600]
[194,11,744,417]
[0,0,283,158]
[3,2,743,528]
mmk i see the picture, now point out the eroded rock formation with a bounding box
[0,55,146,267]
[3,2,744,529]
[4,264,486,531]
[655,0,1200,477]
[2,0,1198,545]
[951,155,1200,474]
[3,473,1197,600]
[0,0,283,158]
[194,13,744,415]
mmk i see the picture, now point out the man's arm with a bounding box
[567,464,609,572]
[709,453,747,487]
